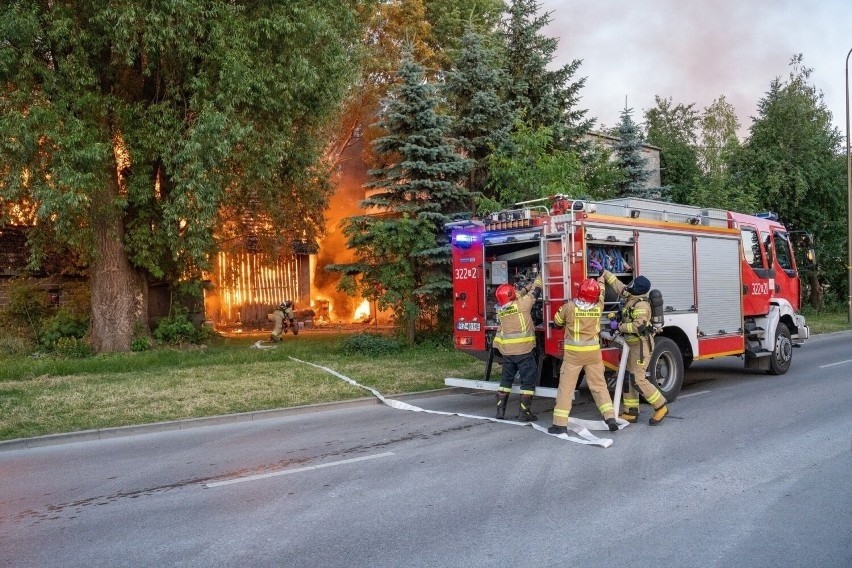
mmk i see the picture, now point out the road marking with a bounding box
[204,452,395,488]
[818,359,852,369]
[678,390,710,398]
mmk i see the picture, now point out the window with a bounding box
[740,227,764,269]
[773,231,794,273]
[761,231,773,268]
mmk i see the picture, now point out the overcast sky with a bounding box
[540,0,851,140]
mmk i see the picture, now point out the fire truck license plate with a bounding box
[456,322,481,332]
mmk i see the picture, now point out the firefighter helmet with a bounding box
[626,276,651,295]
[577,278,601,304]
[495,284,516,305]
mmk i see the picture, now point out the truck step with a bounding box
[444,378,558,399]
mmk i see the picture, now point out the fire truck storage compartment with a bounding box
[483,230,542,327]
[585,226,635,310]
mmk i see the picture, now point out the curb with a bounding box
[0,387,467,452]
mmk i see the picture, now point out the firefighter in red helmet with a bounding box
[548,276,619,434]
[493,275,543,421]
[600,266,669,425]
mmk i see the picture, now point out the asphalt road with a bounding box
[1,331,850,568]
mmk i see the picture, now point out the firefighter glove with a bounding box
[609,320,619,331]
[590,259,602,272]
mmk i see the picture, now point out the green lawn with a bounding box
[0,333,485,442]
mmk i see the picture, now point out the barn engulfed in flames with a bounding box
[203,137,380,329]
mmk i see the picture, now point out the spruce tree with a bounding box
[444,28,515,200]
[331,48,472,344]
[613,106,658,199]
[502,0,593,150]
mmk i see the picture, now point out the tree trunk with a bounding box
[89,160,148,353]
[808,271,823,309]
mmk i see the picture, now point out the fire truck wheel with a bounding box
[767,323,792,375]
[648,337,684,402]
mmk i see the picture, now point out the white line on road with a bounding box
[678,390,711,398]
[204,452,395,488]
[818,359,852,369]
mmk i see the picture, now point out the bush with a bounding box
[153,311,211,345]
[40,308,89,349]
[3,279,49,339]
[0,334,35,356]
[340,333,403,356]
[54,337,93,358]
[131,337,152,352]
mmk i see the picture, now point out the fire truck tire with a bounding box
[767,323,792,375]
[647,337,684,402]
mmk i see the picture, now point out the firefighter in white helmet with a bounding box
[493,276,542,421]
[598,264,669,425]
[548,277,619,434]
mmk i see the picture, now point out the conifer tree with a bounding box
[444,28,515,199]
[331,48,472,343]
[501,0,592,150]
[613,107,657,198]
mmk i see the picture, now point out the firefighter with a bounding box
[270,300,298,341]
[548,277,619,434]
[598,264,669,425]
[493,276,542,421]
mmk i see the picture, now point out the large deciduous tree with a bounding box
[644,96,700,204]
[730,55,846,306]
[0,1,360,352]
[331,49,472,344]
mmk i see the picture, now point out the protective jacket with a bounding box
[493,278,541,357]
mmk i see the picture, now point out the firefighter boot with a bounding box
[649,405,669,425]
[548,425,568,435]
[518,394,537,422]
[605,418,619,431]
[495,392,510,420]
[619,408,639,423]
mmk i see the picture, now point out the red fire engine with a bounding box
[446,196,812,402]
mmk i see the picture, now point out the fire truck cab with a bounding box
[447,196,810,402]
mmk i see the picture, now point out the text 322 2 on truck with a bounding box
[446,196,813,402]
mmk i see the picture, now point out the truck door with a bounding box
[451,229,487,351]
[739,225,772,316]
[770,229,800,311]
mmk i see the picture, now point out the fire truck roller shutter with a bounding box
[635,231,696,312]
[696,235,743,337]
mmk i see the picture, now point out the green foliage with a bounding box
[0,1,363,350]
[485,120,584,207]
[54,337,93,359]
[0,334,33,357]
[444,27,514,199]
[644,96,701,204]
[131,337,152,352]
[501,0,592,150]
[153,311,210,345]
[332,48,472,344]
[340,332,404,356]
[2,279,49,339]
[613,107,657,198]
[39,308,89,350]
[729,55,846,304]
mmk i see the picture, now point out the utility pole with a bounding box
[846,47,852,324]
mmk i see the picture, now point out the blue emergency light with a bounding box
[452,233,476,248]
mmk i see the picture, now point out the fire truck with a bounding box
[446,196,812,402]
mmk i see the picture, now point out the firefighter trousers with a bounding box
[623,337,666,410]
[552,349,615,427]
[498,352,538,395]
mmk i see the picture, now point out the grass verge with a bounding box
[0,333,485,442]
